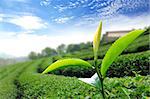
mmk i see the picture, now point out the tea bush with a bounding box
[0,52,149,98]
[88,50,150,77]
[107,50,150,77]
[103,75,150,98]
[17,57,150,98]
[17,59,98,98]
[37,57,52,73]
[41,51,149,78]
[0,61,32,99]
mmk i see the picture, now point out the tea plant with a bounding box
[42,21,145,98]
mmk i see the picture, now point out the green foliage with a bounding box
[56,44,66,56]
[16,59,99,98]
[18,74,98,98]
[66,44,81,53]
[18,72,149,98]
[101,29,145,77]
[37,51,149,78]
[28,47,57,60]
[0,53,149,98]
[106,50,150,77]
[41,47,57,57]
[51,66,95,78]
[87,51,150,77]
[104,75,150,98]
[37,57,53,73]
[66,42,92,53]
[0,61,32,99]
[28,51,38,60]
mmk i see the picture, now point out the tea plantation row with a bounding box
[0,61,32,99]
[90,50,150,77]
[40,51,150,78]
[0,55,149,98]
[0,59,99,98]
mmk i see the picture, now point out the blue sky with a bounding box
[0,0,149,57]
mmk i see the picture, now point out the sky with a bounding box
[0,0,149,57]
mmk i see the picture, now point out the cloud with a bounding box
[51,0,149,21]
[0,14,149,57]
[8,15,48,30]
[96,0,148,18]
[54,16,74,24]
[0,31,92,57]
[0,14,4,22]
[0,0,149,57]
[0,18,2,21]
[40,0,51,6]
[53,0,87,12]
[103,14,150,31]
[0,13,48,30]
[73,14,150,36]
[0,31,17,39]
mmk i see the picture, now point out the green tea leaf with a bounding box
[42,58,93,74]
[120,87,131,99]
[93,21,102,60]
[100,29,145,77]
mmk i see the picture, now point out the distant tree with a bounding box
[144,26,150,35]
[28,51,38,60]
[79,43,85,50]
[66,42,92,53]
[41,47,57,57]
[37,53,43,58]
[86,41,92,48]
[80,42,92,49]
[57,44,66,56]
[66,44,80,53]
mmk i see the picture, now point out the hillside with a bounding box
[0,32,149,98]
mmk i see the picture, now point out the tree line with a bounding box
[28,26,150,60]
[28,42,92,60]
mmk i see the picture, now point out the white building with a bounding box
[102,30,133,42]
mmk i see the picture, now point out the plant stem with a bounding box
[100,78,105,99]
[94,59,105,99]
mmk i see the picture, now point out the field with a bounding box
[0,33,149,98]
